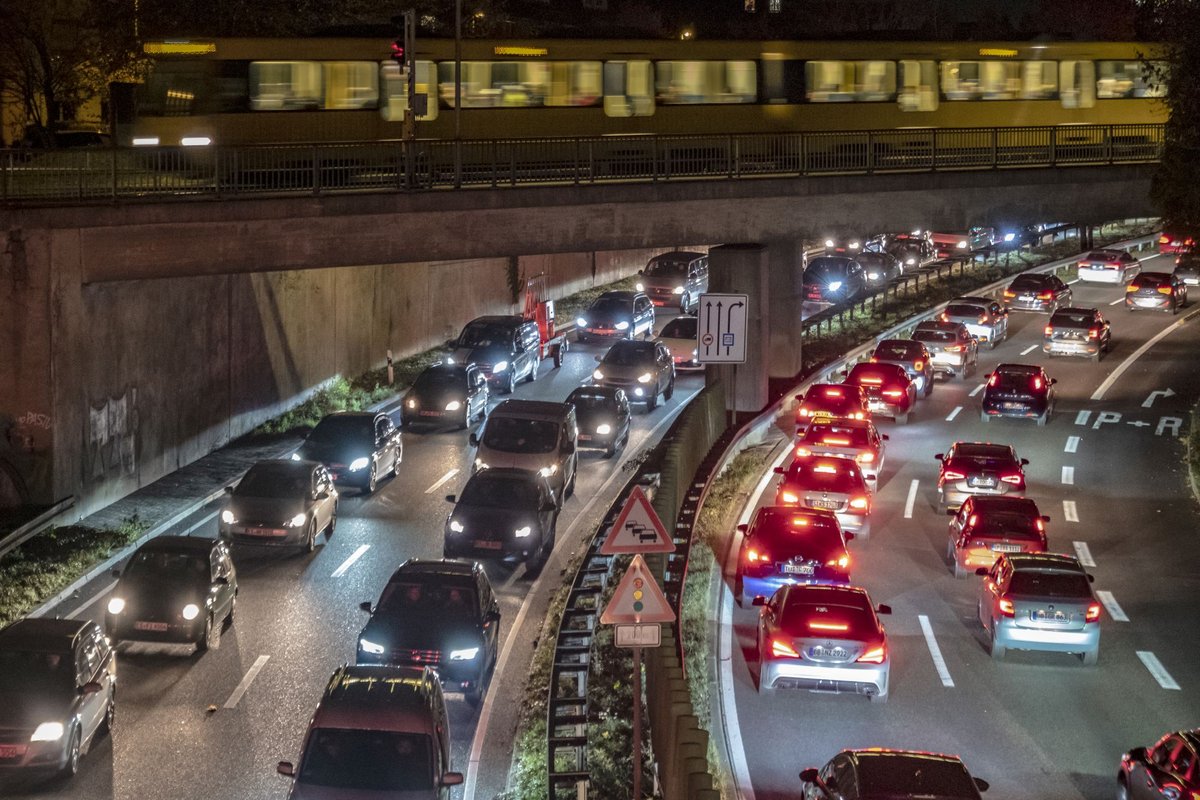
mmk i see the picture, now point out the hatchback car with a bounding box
[575,290,655,341]
[656,316,702,371]
[870,339,933,396]
[911,320,978,381]
[735,507,852,607]
[843,362,916,424]
[1043,307,1111,361]
[0,619,115,780]
[401,362,488,430]
[444,468,559,570]
[775,457,872,539]
[977,553,1100,664]
[856,251,903,287]
[935,442,1028,511]
[1119,730,1200,800]
[593,340,675,411]
[1173,253,1200,287]
[941,297,1009,348]
[106,537,237,652]
[754,584,891,701]
[981,363,1056,425]
[804,256,867,303]
[1158,231,1194,256]
[1126,272,1188,314]
[636,251,708,312]
[1003,273,1072,313]
[565,386,631,458]
[801,749,989,800]
[1078,249,1141,284]
[357,560,500,706]
[795,384,870,426]
[946,496,1048,578]
[794,418,887,491]
[294,412,401,494]
[220,460,338,551]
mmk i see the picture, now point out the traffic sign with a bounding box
[599,554,676,625]
[615,623,662,649]
[696,293,748,364]
[598,486,673,555]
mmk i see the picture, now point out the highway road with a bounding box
[719,252,1200,800]
[4,313,703,800]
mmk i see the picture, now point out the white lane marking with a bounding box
[1020,344,1039,355]
[1096,590,1129,622]
[424,468,460,494]
[1092,307,1200,400]
[969,383,985,397]
[1075,410,1091,426]
[67,580,119,618]
[1137,651,1182,690]
[1065,436,1080,453]
[224,655,270,709]
[918,615,955,688]
[904,480,920,519]
[1063,500,1079,522]
[331,545,370,578]
[1073,541,1096,568]
[945,406,963,422]
[1061,466,1075,485]
[1108,297,1125,306]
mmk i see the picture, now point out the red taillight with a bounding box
[998,597,1015,617]
[1038,290,1054,300]
[882,389,904,398]
[967,514,978,527]
[913,360,924,371]
[849,496,869,511]
[977,314,987,324]
[857,644,887,664]
[810,620,850,632]
[987,372,998,387]
[746,548,770,563]
[939,311,950,321]
[1088,327,1100,339]
[1032,376,1044,391]
[869,356,878,362]
[1160,234,1170,244]
[1044,325,1054,336]
[1000,473,1023,485]
[942,469,966,481]
[1086,603,1101,622]
[1158,285,1174,295]
[771,638,800,658]
[1035,517,1045,532]
[1004,289,1016,298]
[857,451,875,464]
[825,554,851,569]
[794,445,812,457]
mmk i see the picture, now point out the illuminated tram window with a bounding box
[655,60,757,104]
[381,60,438,121]
[940,60,1058,101]
[899,60,938,111]
[1059,60,1095,108]
[603,60,654,117]
[436,61,602,108]
[249,61,323,110]
[805,60,897,102]
[1096,60,1166,98]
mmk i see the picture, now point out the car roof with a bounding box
[915,319,965,332]
[0,618,92,652]
[137,535,220,554]
[605,339,657,355]
[808,255,856,267]
[1137,271,1171,280]
[850,362,908,378]
[753,506,841,530]
[782,584,870,605]
[389,558,478,581]
[422,362,469,374]
[467,315,525,327]
[568,385,622,401]
[248,458,317,474]
[650,250,705,261]
[953,295,993,305]
[846,748,967,764]
[993,363,1040,374]
[595,290,638,301]
[875,338,923,352]
[314,665,435,732]
[1004,553,1085,572]
[489,399,573,422]
[1010,273,1053,284]
[950,441,1014,457]
[1052,306,1097,316]
[967,496,1040,514]
[1180,731,1200,750]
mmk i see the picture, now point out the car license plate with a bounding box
[1034,609,1068,623]
[134,621,170,632]
[1186,278,1199,285]
[474,540,503,550]
[0,744,27,758]
[970,477,996,487]
[1002,402,1024,410]
[1021,294,1035,301]
[578,434,593,441]
[992,543,1021,552]
[809,646,849,659]
[868,401,887,411]
[1136,298,1159,306]
[419,410,441,417]
[810,499,840,510]
[781,563,815,575]
[245,527,285,537]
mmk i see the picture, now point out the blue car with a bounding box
[734,506,853,608]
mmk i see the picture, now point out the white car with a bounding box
[1077,249,1141,284]
[656,316,702,372]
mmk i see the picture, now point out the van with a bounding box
[450,316,543,395]
[638,251,709,313]
[469,399,578,499]
[277,664,460,799]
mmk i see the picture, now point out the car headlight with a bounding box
[577,317,588,327]
[492,360,508,373]
[475,458,489,470]
[539,465,558,477]
[596,423,612,435]
[906,258,916,265]
[868,272,880,280]
[450,520,464,532]
[221,509,235,525]
[107,597,126,615]
[359,638,386,655]
[691,348,698,357]
[288,513,308,527]
[849,241,860,249]
[445,400,462,411]
[957,240,968,249]
[633,388,644,397]
[449,648,479,661]
[290,453,302,461]
[672,285,685,294]
[182,603,201,621]
[1003,232,1016,242]
[348,457,370,471]
[593,369,604,380]
[406,398,417,409]
[635,282,644,292]
[615,321,630,330]
[30,722,64,742]
[825,239,835,248]
[514,526,532,538]
[828,281,843,292]
[637,372,653,384]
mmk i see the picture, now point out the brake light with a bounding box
[1000,473,1023,485]
[823,437,852,446]
[794,445,812,457]
[791,516,810,527]
[771,639,800,658]
[987,372,998,387]
[798,407,811,417]
[882,389,904,398]
[860,377,883,385]
[999,597,1015,617]
[1038,290,1054,300]
[857,644,887,663]
[968,514,977,527]
[1004,289,1016,298]
[1044,325,1054,336]
[977,314,987,324]
[1160,234,1170,244]
[857,452,875,464]
[942,470,966,481]
[826,554,851,569]
[781,490,799,504]
[849,496,869,511]
[823,388,844,397]
[1088,327,1100,339]
[810,621,849,632]
[1086,603,1101,622]
[813,464,839,474]
[869,356,878,362]
[1158,285,1174,295]
[1127,284,1139,292]
[852,411,866,420]
[1032,376,1044,391]
[1035,517,1045,532]
[914,360,924,371]
[746,548,770,563]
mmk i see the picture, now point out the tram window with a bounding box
[760,57,805,104]
[942,60,1055,100]
[1059,60,1095,108]
[898,60,937,111]
[381,60,438,121]
[655,60,757,104]
[805,60,896,102]
[322,62,378,109]
[436,61,602,108]
[1020,60,1058,99]
[604,60,654,117]
[250,61,322,110]
[1096,60,1166,98]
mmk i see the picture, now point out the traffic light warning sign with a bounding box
[599,554,676,625]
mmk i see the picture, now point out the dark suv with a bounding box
[804,257,867,303]
[870,339,933,396]
[981,363,1056,425]
[576,291,655,342]
[444,468,560,570]
[450,316,543,393]
[637,251,709,312]
[593,340,676,411]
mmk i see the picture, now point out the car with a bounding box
[592,339,676,412]
[657,316,702,371]
[470,399,578,498]
[1158,231,1195,256]
[565,386,631,458]
[795,383,870,425]
[822,236,865,256]
[277,664,462,799]
[1173,253,1200,286]
[794,418,887,491]
[1126,271,1188,314]
[1077,249,1141,284]
[735,507,853,607]
[1043,307,1111,361]
[935,442,1028,511]
[219,459,339,551]
[994,223,1044,251]
[294,412,401,495]
[870,338,933,396]
[401,362,488,430]
[105,537,238,651]
[450,316,544,394]
[977,553,1100,664]
[856,251,903,286]
[886,231,934,267]
[19,126,113,149]
[803,256,867,303]
[444,468,559,570]
[941,296,1009,347]
[945,496,1049,578]
[911,320,978,381]
[0,618,116,780]
[801,749,989,800]
[356,560,500,706]
[843,362,916,424]
[980,363,1057,425]
[1003,273,1072,313]
[774,457,872,539]
[575,290,655,341]
[754,584,891,701]
[636,251,708,312]
[1119,730,1200,800]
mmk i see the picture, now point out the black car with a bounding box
[105,537,238,652]
[219,459,339,551]
[801,749,988,800]
[981,363,1057,425]
[0,619,116,780]
[575,290,655,342]
[592,339,676,411]
[401,362,488,430]
[871,338,934,397]
[357,559,500,706]
[804,256,867,303]
[444,468,559,569]
[1174,253,1200,287]
[857,251,903,286]
[294,412,401,494]
[566,386,631,458]
[1003,273,1072,313]
[1126,271,1189,314]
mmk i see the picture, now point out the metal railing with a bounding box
[0,123,1164,205]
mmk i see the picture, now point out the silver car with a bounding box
[219,460,339,552]
[935,442,1028,511]
[637,251,708,313]
[593,339,676,411]
[1077,249,1140,284]
[977,553,1100,664]
[911,320,979,380]
[941,297,1009,348]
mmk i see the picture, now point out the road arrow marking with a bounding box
[1142,388,1176,408]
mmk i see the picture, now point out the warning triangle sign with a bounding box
[599,486,674,555]
[600,554,676,625]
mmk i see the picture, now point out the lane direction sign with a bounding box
[697,293,748,364]
[599,486,673,555]
[600,554,676,625]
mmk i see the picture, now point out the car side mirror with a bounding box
[751,596,767,607]
[594,355,602,363]
[446,494,456,503]
[469,433,480,447]
[1020,458,1030,466]
[737,524,748,533]
[1049,378,1058,385]
[1088,574,1095,583]
[799,768,819,783]
[359,601,374,613]
[79,681,103,695]
[881,434,890,441]
[636,270,644,276]
[844,532,855,541]
[773,466,785,475]
[975,567,989,576]
[974,777,990,793]
[442,772,464,787]
[224,485,234,494]
[1041,515,1051,523]
[1128,746,1147,762]
[934,453,944,461]
[277,761,295,777]
[876,604,892,615]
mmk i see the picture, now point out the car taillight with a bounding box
[826,554,851,569]
[967,514,978,527]
[1127,284,1140,293]
[771,638,800,658]
[1004,289,1016,298]
[1032,376,1044,391]
[849,496,869,511]
[987,373,998,387]
[795,445,812,457]
[1000,473,1023,485]
[1035,517,1045,532]
[939,311,950,321]
[1160,234,1170,244]
[1038,290,1054,300]
[1044,325,1054,336]
[869,356,877,362]
[1158,285,1175,295]
[1088,327,1100,339]
[977,314,987,324]
[857,452,875,464]
[852,411,866,420]
[942,470,966,481]
[882,389,904,398]
[746,548,770,563]
[798,407,811,417]
[781,490,799,504]
[913,360,924,371]
[1086,603,1101,622]
[857,644,887,663]
[998,597,1015,617]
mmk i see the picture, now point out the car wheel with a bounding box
[504,372,516,395]
[99,693,116,738]
[923,376,933,398]
[576,332,588,344]
[680,293,690,313]
[1091,350,1101,363]
[225,594,237,629]
[325,507,337,538]
[953,560,967,579]
[526,359,539,383]
[1172,301,1179,315]
[59,725,81,779]
[895,411,909,425]
[553,343,565,369]
[663,378,675,402]
[304,520,318,553]
[1118,778,1130,800]
[604,440,616,458]
[990,630,1005,660]
[1081,648,1099,666]
[196,614,216,653]
[735,577,745,608]
[565,467,576,498]
[1037,411,1049,427]
[365,465,377,495]
[645,391,658,413]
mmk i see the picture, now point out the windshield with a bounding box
[568,392,616,413]
[848,365,903,385]
[236,464,310,498]
[913,329,956,344]
[660,317,698,339]
[1050,311,1093,327]
[299,729,433,791]
[588,297,631,316]
[1134,273,1168,286]
[644,258,689,278]
[806,259,849,279]
[1086,250,1118,261]
[969,513,1040,540]
[954,444,1012,460]
[482,417,558,453]
[458,321,514,348]
[308,416,372,444]
[603,343,654,367]
[751,519,843,562]
[460,474,539,508]
[125,550,210,580]
[803,423,870,448]
[945,304,985,317]
[874,341,919,360]
[0,649,74,692]
[786,461,864,492]
[1009,570,1091,599]
[855,756,979,799]
[414,369,465,392]
[991,370,1039,391]
[781,600,877,639]
[1010,275,1048,290]
[376,579,479,618]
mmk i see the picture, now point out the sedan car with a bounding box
[941,296,1009,348]
[357,559,500,706]
[801,749,988,800]
[219,460,338,551]
[106,537,237,652]
[775,457,872,539]
[981,363,1057,425]
[575,290,655,341]
[1119,730,1200,800]
[656,316,702,371]
[977,553,1100,664]
[795,384,869,426]
[444,468,559,570]
[843,362,916,424]
[735,507,852,607]
[592,339,675,412]
[401,362,488,430]
[1126,271,1188,314]
[856,251,903,287]
[794,418,887,491]
[294,412,401,494]
[804,256,867,304]
[1158,231,1194,256]
[911,320,978,381]
[1173,253,1200,286]
[946,496,1048,578]
[1003,273,1072,313]
[1078,249,1141,284]
[935,442,1028,511]
[1044,307,1111,361]
[755,584,891,701]
[565,386,630,458]
[870,338,933,396]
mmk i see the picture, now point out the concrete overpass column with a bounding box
[706,244,769,415]
[766,238,806,383]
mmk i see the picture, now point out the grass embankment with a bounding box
[1188,404,1200,501]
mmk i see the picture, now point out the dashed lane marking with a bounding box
[1075,410,1091,426]
[425,468,460,494]
[1137,651,1181,690]
[969,383,985,397]
[1020,344,1039,355]
[904,480,919,519]
[331,545,370,578]
[1108,297,1125,306]
[1065,436,1080,453]
[224,655,270,709]
[1063,500,1079,522]
[945,406,963,422]
[1061,466,1075,485]
[1073,541,1095,568]
[1096,590,1129,622]
[918,615,955,688]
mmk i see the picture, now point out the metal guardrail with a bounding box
[0,124,1164,205]
[0,496,75,560]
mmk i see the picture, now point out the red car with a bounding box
[843,362,916,424]
[1159,232,1195,256]
[795,384,869,427]
[1120,730,1200,800]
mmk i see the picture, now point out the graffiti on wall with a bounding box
[85,387,139,481]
